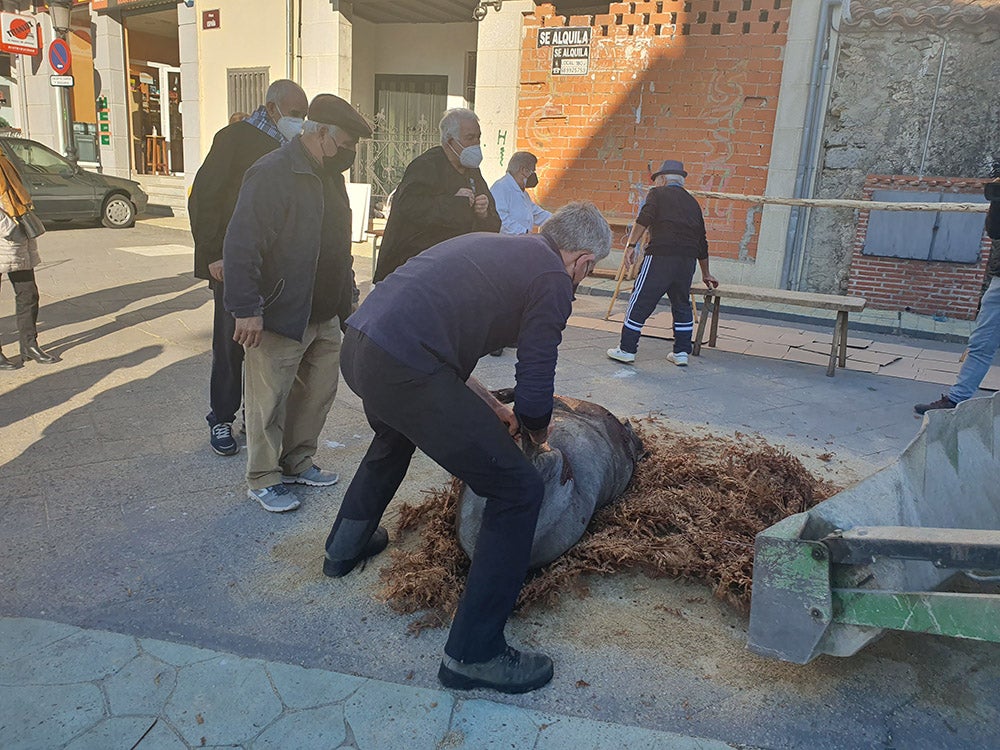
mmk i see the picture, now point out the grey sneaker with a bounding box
[607,347,636,363]
[248,484,301,513]
[438,646,553,694]
[281,465,340,486]
[667,351,689,367]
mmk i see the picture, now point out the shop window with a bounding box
[227,67,269,120]
[464,52,476,107]
[862,190,989,264]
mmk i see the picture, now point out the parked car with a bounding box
[0,136,148,229]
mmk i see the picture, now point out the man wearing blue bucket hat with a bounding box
[607,159,718,366]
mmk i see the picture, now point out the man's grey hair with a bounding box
[541,202,612,261]
[507,151,537,175]
[439,108,479,144]
[664,174,685,186]
[265,79,304,106]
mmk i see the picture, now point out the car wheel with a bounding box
[102,194,136,228]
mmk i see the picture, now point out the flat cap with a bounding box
[307,94,372,138]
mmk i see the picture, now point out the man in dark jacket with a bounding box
[322,202,611,694]
[223,94,371,513]
[607,159,718,367]
[916,168,1000,415]
[190,79,308,457]
[372,108,501,282]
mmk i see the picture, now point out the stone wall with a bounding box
[800,12,1000,295]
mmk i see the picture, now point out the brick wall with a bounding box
[520,1,791,261]
[847,175,992,321]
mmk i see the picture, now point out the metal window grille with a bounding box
[227,68,269,119]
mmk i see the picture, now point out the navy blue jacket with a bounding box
[223,138,353,341]
[349,232,573,429]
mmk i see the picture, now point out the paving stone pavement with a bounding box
[0,617,733,750]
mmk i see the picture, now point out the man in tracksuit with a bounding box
[322,202,611,694]
[607,159,718,366]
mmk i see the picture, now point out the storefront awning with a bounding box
[91,0,178,12]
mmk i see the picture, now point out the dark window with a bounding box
[862,190,989,264]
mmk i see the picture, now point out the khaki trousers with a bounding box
[243,318,341,489]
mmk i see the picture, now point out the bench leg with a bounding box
[827,310,848,377]
[692,294,711,356]
[708,296,721,347]
[838,311,849,368]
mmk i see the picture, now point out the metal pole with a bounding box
[56,29,78,166]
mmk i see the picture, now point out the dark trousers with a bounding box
[326,328,545,663]
[619,255,696,355]
[207,281,244,427]
[1,269,40,348]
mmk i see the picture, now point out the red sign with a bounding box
[203,9,220,30]
[0,13,40,56]
[49,39,72,75]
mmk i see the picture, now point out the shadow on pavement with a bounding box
[0,273,206,358]
[0,345,163,431]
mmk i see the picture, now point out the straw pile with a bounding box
[378,420,838,631]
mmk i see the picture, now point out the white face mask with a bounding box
[276,116,304,142]
[450,140,483,169]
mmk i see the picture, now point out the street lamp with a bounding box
[47,0,77,166]
[473,1,502,22]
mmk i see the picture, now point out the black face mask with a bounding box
[525,172,539,189]
[323,148,356,175]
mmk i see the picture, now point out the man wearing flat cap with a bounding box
[608,159,718,367]
[224,94,372,513]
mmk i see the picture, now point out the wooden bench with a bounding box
[692,284,867,377]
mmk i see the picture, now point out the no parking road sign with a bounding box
[48,38,71,75]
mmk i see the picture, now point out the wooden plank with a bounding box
[696,284,866,312]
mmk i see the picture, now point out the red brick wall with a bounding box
[847,175,992,321]
[520,1,791,261]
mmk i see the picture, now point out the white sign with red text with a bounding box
[0,13,40,56]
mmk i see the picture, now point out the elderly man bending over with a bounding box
[323,202,611,694]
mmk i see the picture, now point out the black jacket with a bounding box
[190,121,281,281]
[636,184,709,260]
[223,139,353,342]
[373,146,501,282]
[987,201,999,279]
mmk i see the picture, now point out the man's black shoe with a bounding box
[323,526,389,577]
[438,646,553,694]
[914,394,958,415]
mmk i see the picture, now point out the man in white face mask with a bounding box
[373,107,501,282]
[190,79,308,458]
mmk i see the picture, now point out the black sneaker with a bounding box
[914,394,958,415]
[322,527,389,577]
[438,646,553,694]
[210,422,239,456]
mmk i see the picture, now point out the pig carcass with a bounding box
[457,394,644,568]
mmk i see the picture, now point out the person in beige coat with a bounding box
[0,152,56,370]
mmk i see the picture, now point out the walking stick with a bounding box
[604,251,632,320]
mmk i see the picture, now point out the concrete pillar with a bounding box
[178,1,199,187]
[92,11,131,178]
[299,0,352,100]
[473,0,532,187]
[723,0,829,287]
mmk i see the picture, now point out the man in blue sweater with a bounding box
[322,202,611,694]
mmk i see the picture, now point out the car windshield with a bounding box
[5,140,73,176]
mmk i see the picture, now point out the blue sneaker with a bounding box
[248,484,301,513]
[281,465,340,487]
[209,422,239,456]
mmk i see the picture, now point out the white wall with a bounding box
[351,20,477,120]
